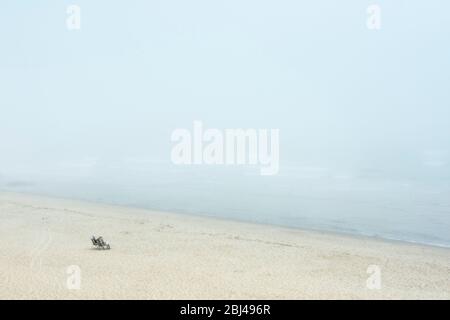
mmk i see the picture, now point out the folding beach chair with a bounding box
[91,236,111,250]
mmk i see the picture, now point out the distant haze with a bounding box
[1,1,449,246]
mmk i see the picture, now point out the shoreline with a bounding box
[2,189,449,250]
[0,191,449,299]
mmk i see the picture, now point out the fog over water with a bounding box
[1,1,449,246]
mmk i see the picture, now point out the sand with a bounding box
[0,191,448,300]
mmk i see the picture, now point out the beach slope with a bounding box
[0,192,448,299]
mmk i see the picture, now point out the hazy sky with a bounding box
[1,1,449,180]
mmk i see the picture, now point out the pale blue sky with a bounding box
[0,1,449,179]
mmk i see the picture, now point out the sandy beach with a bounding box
[0,191,448,300]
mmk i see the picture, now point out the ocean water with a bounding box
[1,163,450,248]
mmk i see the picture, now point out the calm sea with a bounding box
[2,163,450,248]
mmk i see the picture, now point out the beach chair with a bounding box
[91,236,111,250]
